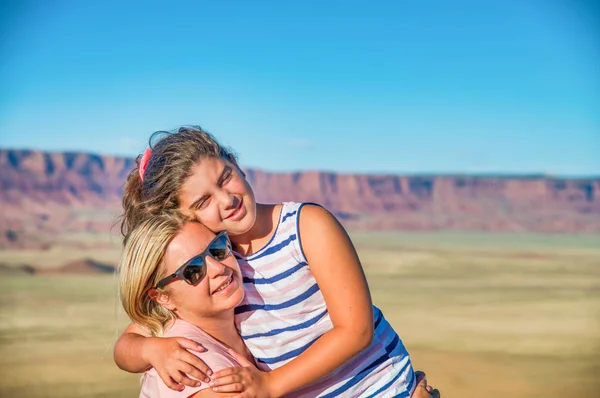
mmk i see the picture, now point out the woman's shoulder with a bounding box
[163,318,205,339]
[164,320,241,369]
[141,320,241,397]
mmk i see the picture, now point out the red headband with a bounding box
[138,149,152,182]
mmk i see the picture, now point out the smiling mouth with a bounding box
[214,275,233,294]
[226,199,244,220]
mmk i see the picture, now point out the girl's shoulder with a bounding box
[296,202,336,228]
[277,202,334,235]
[297,202,354,250]
[261,202,340,240]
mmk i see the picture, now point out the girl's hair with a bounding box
[118,212,186,337]
[121,126,234,238]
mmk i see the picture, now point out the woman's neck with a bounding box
[232,203,280,256]
[180,310,250,360]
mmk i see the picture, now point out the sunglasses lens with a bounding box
[209,234,231,260]
[182,263,206,285]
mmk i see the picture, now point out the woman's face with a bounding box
[159,222,244,319]
[178,156,257,238]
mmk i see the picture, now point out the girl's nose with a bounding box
[217,189,236,209]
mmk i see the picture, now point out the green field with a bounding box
[1,232,599,397]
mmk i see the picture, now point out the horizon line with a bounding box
[2,146,599,180]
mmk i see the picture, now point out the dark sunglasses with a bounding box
[155,231,232,289]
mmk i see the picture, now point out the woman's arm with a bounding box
[114,322,213,390]
[212,204,374,397]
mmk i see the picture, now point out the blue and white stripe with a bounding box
[234,202,415,397]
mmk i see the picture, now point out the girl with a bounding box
[114,126,434,397]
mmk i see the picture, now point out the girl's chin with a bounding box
[224,225,251,237]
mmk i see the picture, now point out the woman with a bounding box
[119,212,438,397]
[120,213,248,397]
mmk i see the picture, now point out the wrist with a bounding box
[140,336,158,369]
[266,370,286,398]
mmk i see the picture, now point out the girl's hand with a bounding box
[143,336,212,391]
[412,371,441,398]
[209,349,275,398]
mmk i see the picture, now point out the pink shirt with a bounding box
[139,319,241,398]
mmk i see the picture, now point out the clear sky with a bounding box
[1,0,598,175]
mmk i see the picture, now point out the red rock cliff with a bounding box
[1,149,598,248]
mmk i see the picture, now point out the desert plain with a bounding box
[0,230,598,398]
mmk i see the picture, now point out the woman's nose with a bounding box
[205,255,226,277]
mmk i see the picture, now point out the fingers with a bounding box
[149,337,215,391]
[212,366,242,379]
[176,337,207,352]
[174,371,203,388]
[412,371,439,398]
[210,374,243,388]
[157,371,185,392]
[414,371,427,387]
[157,357,210,390]
[178,350,213,380]
[210,368,247,392]
[211,382,246,393]
[227,348,254,367]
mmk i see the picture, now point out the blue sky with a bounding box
[1,0,598,175]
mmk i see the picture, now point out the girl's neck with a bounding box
[232,203,281,256]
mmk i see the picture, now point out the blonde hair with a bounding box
[118,213,186,337]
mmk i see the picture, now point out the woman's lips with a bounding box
[213,275,236,296]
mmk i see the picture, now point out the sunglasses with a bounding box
[155,231,232,289]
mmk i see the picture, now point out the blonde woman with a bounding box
[120,214,252,397]
[118,213,437,397]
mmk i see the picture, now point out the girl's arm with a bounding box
[191,390,238,398]
[114,322,213,390]
[212,204,374,397]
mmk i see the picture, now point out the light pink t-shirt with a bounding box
[139,319,241,398]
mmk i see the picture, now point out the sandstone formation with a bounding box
[1,149,598,249]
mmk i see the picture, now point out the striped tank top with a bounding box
[234,202,416,397]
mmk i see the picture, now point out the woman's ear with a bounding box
[148,288,176,311]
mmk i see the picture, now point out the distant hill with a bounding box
[1,149,599,249]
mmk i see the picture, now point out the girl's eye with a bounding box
[221,172,232,185]
[196,197,210,209]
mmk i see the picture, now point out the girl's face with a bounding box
[178,156,257,237]
[158,222,244,319]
